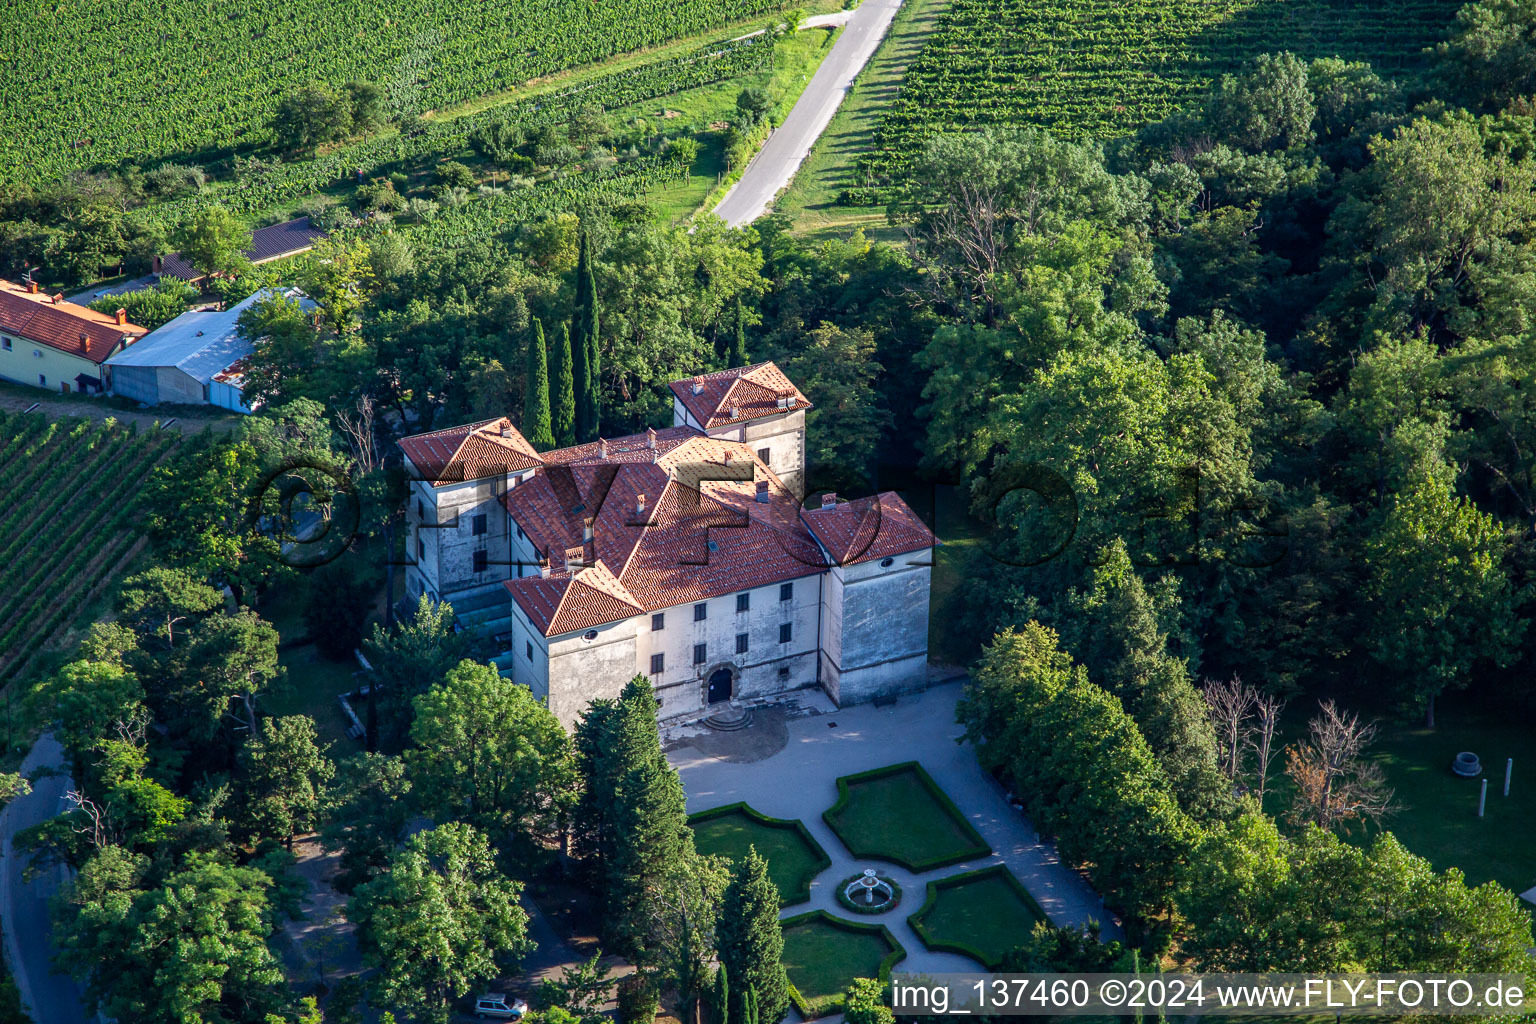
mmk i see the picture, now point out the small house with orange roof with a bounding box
[398,362,937,730]
[0,278,147,394]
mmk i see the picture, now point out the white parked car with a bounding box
[473,993,529,1020]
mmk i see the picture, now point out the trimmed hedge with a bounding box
[822,760,991,871]
[906,864,1048,970]
[688,801,831,905]
[780,910,907,1019]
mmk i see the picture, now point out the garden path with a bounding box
[670,679,1122,982]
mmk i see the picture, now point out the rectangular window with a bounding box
[516,523,525,541]
[472,513,487,536]
[779,582,793,602]
[652,613,665,631]
[417,499,423,520]
[779,623,792,644]
[473,550,488,573]
[417,537,425,559]
[694,602,707,622]
[693,643,707,665]
[736,633,749,655]
[758,447,771,466]
[37,375,45,387]
[736,593,750,613]
[526,641,533,661]
[650,653,665,675]
[1,337,10,350]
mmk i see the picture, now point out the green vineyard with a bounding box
[851,0,1462,200]
[0,412,181,690]
[0,0,789,186]
[139,34,777,228]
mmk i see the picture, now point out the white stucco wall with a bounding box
[0,334,99,392]
[819,549,932,706]
[404,460,534,607]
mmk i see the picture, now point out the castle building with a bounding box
[398,362,937,730]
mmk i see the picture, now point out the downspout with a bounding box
[815,571,824,692]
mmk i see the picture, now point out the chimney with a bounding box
[646,427,657,450]
[755,480,770,504]
[114,307,127,326]
[545,546,560,576]
[539,557,553,578]
[776,395,788,410]
[724,450,733,465]
[821,492,838,510]
[500,423,514,438]
[565,544,585,572]
[729,405,740,419]
[583,517,594,543]
[636,493,647,516]
[691,377,703,396]
[51,293,64,304]
[25,280,38,294]
[598,438,608,458]
[78,332,89,353]
[787,395,797,408]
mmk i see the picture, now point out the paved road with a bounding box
[712,0,903,228]
[0,734,90,1024]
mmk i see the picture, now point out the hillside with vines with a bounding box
[0,412,180,690]
[848,0,1463,202]
[0,0,791,187]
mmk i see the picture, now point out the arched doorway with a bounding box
[707,667,733,704]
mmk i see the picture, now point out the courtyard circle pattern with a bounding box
[690,759,1057,1017]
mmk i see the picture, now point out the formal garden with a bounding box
[688,760,1044,1018]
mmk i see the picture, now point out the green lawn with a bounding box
[908,866,1046,969]
[269,643,361,750]
[610,24,843,224]
[778,0,951,243]
[780,911,905,1019]
[1357,704,1536,894]
[823,761,990,870]
[688,803,831,905]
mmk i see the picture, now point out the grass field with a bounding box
[908,866,1045,969]
[778,0,950,241]
[1324,700,1535,895]
[850,0,1462,200]
[823,761,990,870]
[689,803,831,905]
[780,911,905,1018]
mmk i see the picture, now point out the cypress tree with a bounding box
[713,964,730,1024]
[522,319,555,450]
[576,677,692,956]
[579,233,602,441]
[572,230,600,441]
[729,297,749,368]
[717,848,790,1024]
[549,320,576,448]
[572,310,592,445]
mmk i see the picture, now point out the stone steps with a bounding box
[703,706,754,731]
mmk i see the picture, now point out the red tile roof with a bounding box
[398,417,542,485]
[503,432,932,637]
[669,361,812,430]
[803,492,939,565]
[506,559,644,637]
[0,279,146,364]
